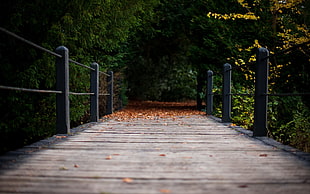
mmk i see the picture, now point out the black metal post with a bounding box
[222,63,231,122]
[55,46,70,134]
[106,71,114,115]
[90,63,99,122]
[254,47,269,136]
[206,70,213,115]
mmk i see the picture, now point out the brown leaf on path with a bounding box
[159,154,166,156]
[74,164,79,168]
[122,178,133,183]
[103,100,205,121]
[160,189,171,193]
[259,154,268,157]
[55,135,67,139]
[105,155,112,160]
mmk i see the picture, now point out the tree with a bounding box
[0,0,159,153]
[206,0,310,151]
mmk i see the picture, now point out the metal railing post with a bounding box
[206,70,213,115]
[55,46,70,134]
[222,63,232,122]
[90,63,99,122]
[106,71,114,115]
[254,47,269,136]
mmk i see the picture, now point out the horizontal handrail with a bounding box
[265,93,310,96]
[263,40,310,60]
[0,85,62,94]
[69,59,95,71]
[99,93,111,96]
[1,27,115,135]
[99,71,111,76]
[206,47,309,137]
[0,27,62,58]
[69,92,95,96]
[230,93,255,96]
[0,27,110,76]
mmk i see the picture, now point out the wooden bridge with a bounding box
[0,104,309,194]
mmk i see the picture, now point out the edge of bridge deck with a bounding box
[208,115,310,162]
[0,122,96,165]
[1,115,309,165]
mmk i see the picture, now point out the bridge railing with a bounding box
[0,27,113,134]
[206,47,310,137]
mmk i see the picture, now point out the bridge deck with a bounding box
[0,115,309,194]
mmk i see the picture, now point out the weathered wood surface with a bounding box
[0,115,309,194]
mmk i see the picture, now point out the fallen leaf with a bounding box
[160,189,171,193]
[122,178,133,183]
[112,154,120,156]
[106,155,112,160]
[259,154,268,157]
[159,154,166,156]
[238,185,248,188]
[59,167,68,170]
[55,135,67,139]
[74,164,79,168]
[103,101,205,121]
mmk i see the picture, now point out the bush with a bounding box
[269,96,310,152]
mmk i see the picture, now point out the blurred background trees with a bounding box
[0,0,309,152]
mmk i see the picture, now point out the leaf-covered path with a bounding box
[104,101,205,121]
[0,101,310,193]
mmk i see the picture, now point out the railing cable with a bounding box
[69,92,95,96]
[230,93,255,96]
[263,40,310,60]
[0,85,62,94]
[99,71,111,76]
[69,59,95,71]
[0,27,62,58]
[266,93,310,96]
[0,27,110,75]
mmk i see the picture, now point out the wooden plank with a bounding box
[0,115,309,194]
[0,176,309,194]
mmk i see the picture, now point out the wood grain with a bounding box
[0,115,309,194]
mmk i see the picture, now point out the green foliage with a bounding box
[0,0,309,154]
[125,0,196,101]
[231,86,254,130]
[0,0,159,153]
[268,96,310,152]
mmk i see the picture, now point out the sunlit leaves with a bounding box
[207,12,260,20]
